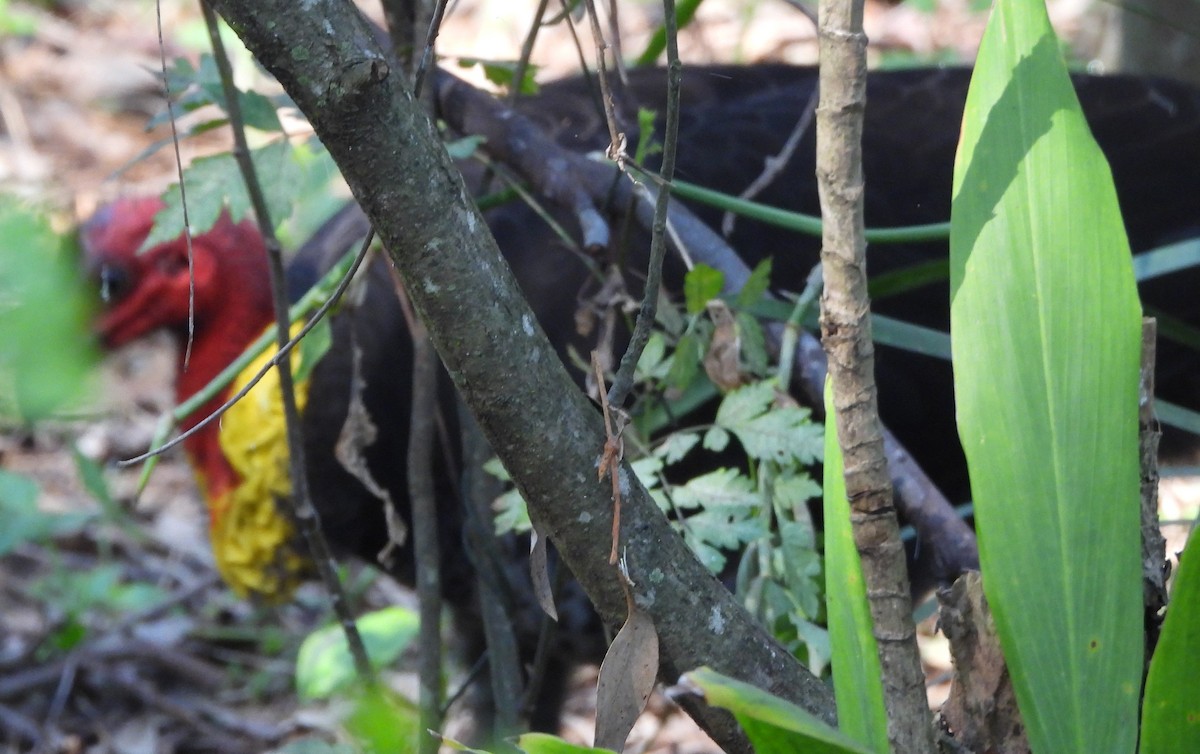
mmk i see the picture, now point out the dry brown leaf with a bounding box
[334,340,405,568]
[703,300,747,392]
[594,572,659,752]
[529,528,558,621]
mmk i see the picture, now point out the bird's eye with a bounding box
[99,263,131,303]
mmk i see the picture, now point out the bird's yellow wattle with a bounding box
[208,324,311,600]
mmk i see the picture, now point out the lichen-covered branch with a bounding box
[206,1,836,749]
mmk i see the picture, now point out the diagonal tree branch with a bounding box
[206,1,837,750]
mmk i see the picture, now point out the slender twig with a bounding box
[816,0,934,749]
[557,0,593,77]
[605,0,681,409]
[593,351,626,565]
[722,87,818,237]
[459,405,525,734]
[154,0,195,369]
[781,0,819,27]
[580,0,624,165]
[407,317,443,754]
[413,0,449,99]
[200,1,374,685]
[509,0,550,105]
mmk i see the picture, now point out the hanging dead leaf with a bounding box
[703,300,747,391]
[529,528,557,621]
[594,569,659,752]
[334,339,405,568]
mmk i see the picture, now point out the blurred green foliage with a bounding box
[0,196,99,421]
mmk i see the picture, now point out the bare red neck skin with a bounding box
[174,290,274,503]
[84,199,275,504]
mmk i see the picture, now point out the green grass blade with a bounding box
[682,667,874,754]
[1140,530,1200,753]
[949,0,1143,752]
[823,380,889,753]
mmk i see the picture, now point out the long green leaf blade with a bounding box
[1140,530,1200,753]
[949,0,1143,752]
[823,380,889,753]
[682,667,873,754]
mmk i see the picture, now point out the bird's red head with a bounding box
[81,197,270,349]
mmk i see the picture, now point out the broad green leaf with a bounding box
[295,607,419,699]
[1140,531,1200,753]
[736,258,774,308]
[515,732,614,754]
[777,516,821,619]
[629,455,665,487]
[144,141,305,249]
[715,381,822,465]
[455,58,540,95]
[822,381,889,753]
[160,54,282,132]
[491,486,531,535]
[0,198,98,420]
[665,330,703,392]
[635,330,668,379]
[685,509,763,551]
[633,107,662,164]
[703,425,730,453]
[681,667,873,754]
[345,686,420,753]
[655,431,700,465]
[684,264,724,314]
[445,134,486,161]
[735,310,769,377]
[668,468,759,510]
[949,1,1143,751]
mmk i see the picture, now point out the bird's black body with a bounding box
[140,64,1200,734]
[498,65,1200,502]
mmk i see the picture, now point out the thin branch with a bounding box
[201,0,373,686]
[459,404,526,734]
[815,0,935,749]
[556,0,593,76]
[509,0,551,105]
[580,0,625,165]
[604,1,681,409]
[721,86,818,237]
[205,4,838,746]
[413,0,449,99]
[154,0,195,369]
[434,71,610,251]
[408,317,443,754]
[431,76,977,580]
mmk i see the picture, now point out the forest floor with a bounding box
[2,1,1196,753]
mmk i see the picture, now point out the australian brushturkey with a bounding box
[84,64,1200,731]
